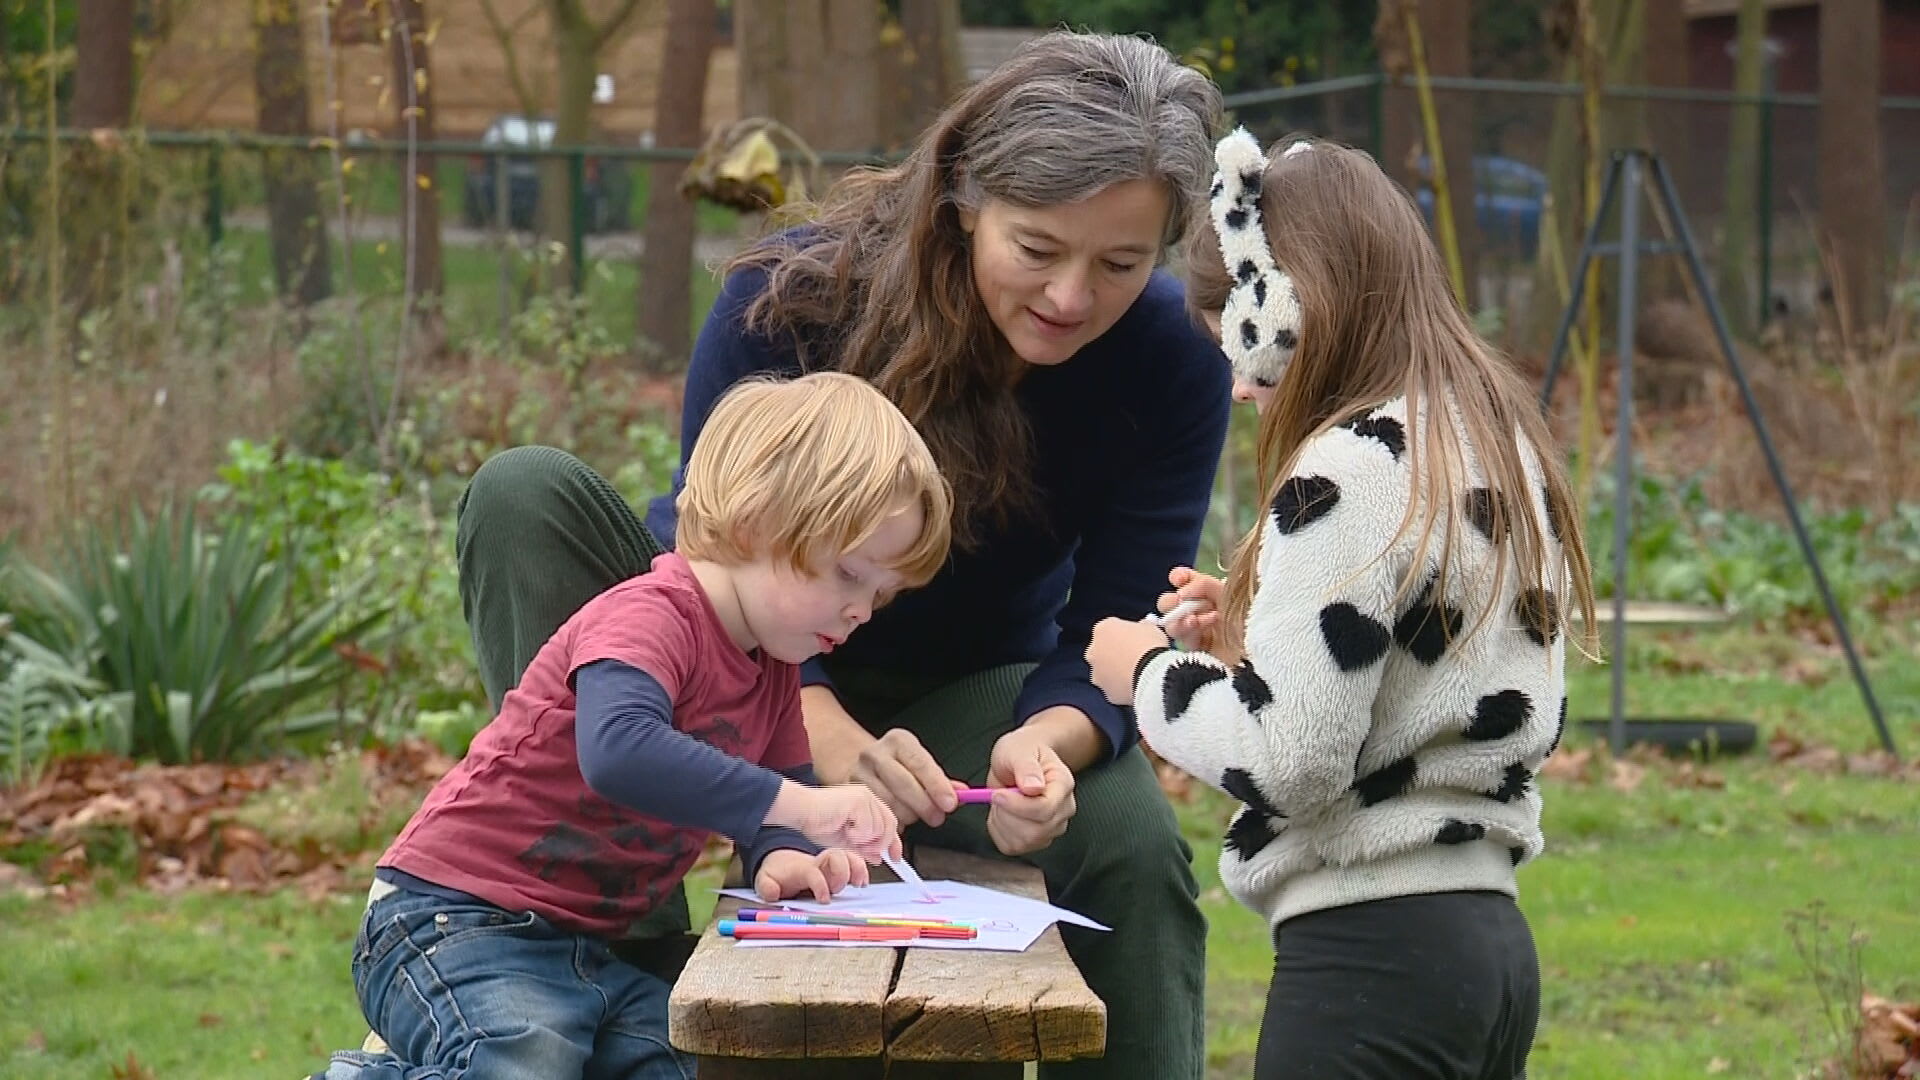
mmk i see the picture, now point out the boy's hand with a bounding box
[754,847,869,902]
[1158,566,1227,654]
[1085,617,1169,707]
[765,780,903,863]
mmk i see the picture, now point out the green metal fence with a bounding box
[3,72,1913,356]
[1221,74,1920,346]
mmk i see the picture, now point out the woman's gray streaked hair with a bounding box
[727,30,1224,549]
[952,33,1223,252]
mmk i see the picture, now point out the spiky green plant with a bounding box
[2,505,389,763]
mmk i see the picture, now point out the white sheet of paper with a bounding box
[715,879,1110,951]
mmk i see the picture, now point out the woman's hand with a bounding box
[982,724,1077,856]
[852,729,965,829]
[1157,566,1226,654]
[803,686,964,828]
[753,847,870,902]
[1085,616,1170,707]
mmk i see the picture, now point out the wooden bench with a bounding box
[668,847,1107,1077]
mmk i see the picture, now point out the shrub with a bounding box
[1,504,388,763]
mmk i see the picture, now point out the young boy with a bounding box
[315,372,954,1080]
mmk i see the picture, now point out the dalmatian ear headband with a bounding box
[1209,129,1309,388]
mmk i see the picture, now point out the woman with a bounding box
[458,31,1226,1079]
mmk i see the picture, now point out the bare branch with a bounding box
[478,0,543,117]
[591,0,649,52]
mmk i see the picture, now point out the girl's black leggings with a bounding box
[1255,891,1540,1080]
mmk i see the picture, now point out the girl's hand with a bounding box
[753,847,870,902]
[1085,616,1170,707]
[1157,566,1225,653]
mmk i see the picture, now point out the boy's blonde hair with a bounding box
[675,372,952,586]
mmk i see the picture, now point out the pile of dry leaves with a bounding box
[1844,994,1920,1079]
[0,742,456,900]
[0,741,744,902]
[1528,732,1920,793]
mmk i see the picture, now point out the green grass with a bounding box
[2,623,1916,1079]
[1183,764,1920,1078]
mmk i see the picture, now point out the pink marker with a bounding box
[953,787,998,804]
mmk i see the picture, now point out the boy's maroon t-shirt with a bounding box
[379,552,808,936]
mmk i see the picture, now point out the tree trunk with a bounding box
[1376,0,1477,309]
[737,0,882,158]
[896,0,962,143]
[65,0,137,310]
[636,0,715,369]
[1644,0,1688,177]
[254,0,331,307]
[539,0,645,293]
[389,0,445,316]
[72,0,135,128]
[1818,0,1887,334]
[1425,0,1475,308]
[1716,0,1766,336]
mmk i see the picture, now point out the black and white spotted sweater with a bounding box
[1133,396,1569,929]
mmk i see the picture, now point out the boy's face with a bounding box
[732,504,925,665]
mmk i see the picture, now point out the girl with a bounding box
[1088,130,1598,1078]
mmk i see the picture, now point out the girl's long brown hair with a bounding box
[1186,139,1598,657]
[727,32,1220,549]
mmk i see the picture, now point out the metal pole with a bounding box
[568,149,586,293]
[1608,152,1644,757]
[1648,155,1898,755]
[204,142,224,248]
[496,146,510,345]
[1541,159,1626,405]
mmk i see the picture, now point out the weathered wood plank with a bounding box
[667,892,896,1058]
[694,1059,1018,1079]
[693,1057,886,1078]
[884,848,1106,1064]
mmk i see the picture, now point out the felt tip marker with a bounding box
[719,920,919,942]
[735,909,974,929]
[1147,597,1205,628]
[952,787,998,805]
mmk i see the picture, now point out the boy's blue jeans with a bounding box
[321,886,694,1080]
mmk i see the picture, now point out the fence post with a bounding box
[568,148,586,293]
[1757,64,1776,325]
[204,141,225,248]
[1368,73,1386,159]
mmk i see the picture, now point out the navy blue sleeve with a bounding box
[642,262,837,692]
[1012,276,1232,758]
[738,764,824,881]
[574,659,786,845]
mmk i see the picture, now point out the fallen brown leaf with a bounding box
[110,1050,157,1080]
[1607,759,1646,793]
[1539,747,1593,783]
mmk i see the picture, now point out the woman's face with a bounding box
[959,178,1169,367]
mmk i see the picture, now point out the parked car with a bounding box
[1413,154,1547,256]
[461,115,634,233]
